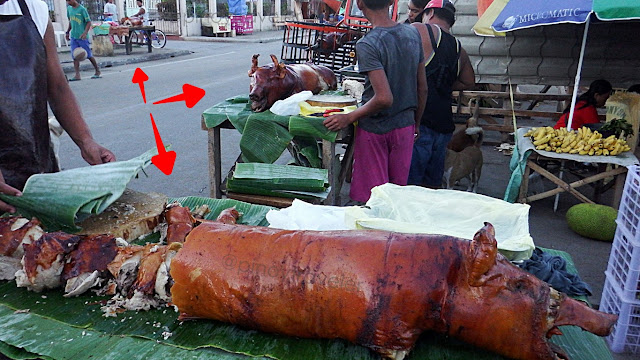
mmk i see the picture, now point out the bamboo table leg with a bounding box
[207,127,222,199]
[518,160,531,203]
[527,161,594,204]
[612,169,628,209]
[322,139,337,205]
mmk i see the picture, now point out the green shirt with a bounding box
[67,5,90,39]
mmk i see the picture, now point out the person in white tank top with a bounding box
[133,0,148,25]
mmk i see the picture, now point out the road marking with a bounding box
[96,51,237,77]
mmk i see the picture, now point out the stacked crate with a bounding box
[601,164,640,354]
[280,21,367,72]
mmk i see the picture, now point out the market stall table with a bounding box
[124,25,155,55]
[513,128,639,208]
[201,96,353,206]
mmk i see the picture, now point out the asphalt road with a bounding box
[56,40,282,198]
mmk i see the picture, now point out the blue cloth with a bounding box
[503,144,532,202]
[518,248,593,296]
[227,0,247,15]
[408,126,452,187]
[70,38,92,60]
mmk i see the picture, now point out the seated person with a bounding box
[554,79,612,130]
[130,0,149,26]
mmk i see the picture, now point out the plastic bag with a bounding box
[269,91,313,116]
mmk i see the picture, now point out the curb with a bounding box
[60,49,192,74]
[181,34,282,44]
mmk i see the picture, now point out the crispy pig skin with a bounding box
[128,244,167,296]
[0,217,40,256]
[22,232,81,283]
[171,221,617,360]
[62,234,118,281]
[165,206,194,244]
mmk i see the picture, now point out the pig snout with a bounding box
[249,88,268,112]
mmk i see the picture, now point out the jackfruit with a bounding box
[566,203,617,242]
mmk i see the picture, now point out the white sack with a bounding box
[269,91,313,116]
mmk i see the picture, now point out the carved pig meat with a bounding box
[170,212,618,360]
[248,54,337,112]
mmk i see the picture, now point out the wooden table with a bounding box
[200,116,353,206]
[124,25,155,55]
[515,129,638,209]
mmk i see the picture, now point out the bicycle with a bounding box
[130,28,167,49]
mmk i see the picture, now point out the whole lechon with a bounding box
[0,206,617,360]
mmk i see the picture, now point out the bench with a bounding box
[201,17,231,37]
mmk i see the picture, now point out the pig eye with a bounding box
[511,279,528,292]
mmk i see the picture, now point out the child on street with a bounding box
[323,0,427,203]
[65,0,101,81]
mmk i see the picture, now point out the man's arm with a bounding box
[44,21,115,165]
[415,61,427,135]
[323,69,393,131]
[452,47,475,91]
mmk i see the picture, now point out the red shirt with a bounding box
[553,100,600,130]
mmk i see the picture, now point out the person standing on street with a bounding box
[103,0,117,21]
[0,0,115,213]
[65,0,101,80]
[323,0,427,204]
[408,0,475,188]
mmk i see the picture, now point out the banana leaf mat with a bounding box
[0,193,614,360]
[201,96,339,166]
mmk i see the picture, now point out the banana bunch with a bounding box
[523,126,631,156]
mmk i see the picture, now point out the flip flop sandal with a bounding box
[91,75,102,79]
[68,78,81,82]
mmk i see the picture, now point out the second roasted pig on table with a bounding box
[248,54,337,112]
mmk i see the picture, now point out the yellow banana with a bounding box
[603,149,609,156]
[579,150,589,155]
[533,134,552,146]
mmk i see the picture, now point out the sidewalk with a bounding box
[56,30,283,74]
[181,29,283,44]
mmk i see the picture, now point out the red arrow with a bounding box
[149,113,176,175]
[132,68,149,103]
[153,84,205,108]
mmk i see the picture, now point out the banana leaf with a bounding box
[289,116,338,142]
[226,180,331,201]
[289,138,323,169]
[239,117,293,163]
[0,149,157,232]
[0,340,48,360]
[231,163,327,191]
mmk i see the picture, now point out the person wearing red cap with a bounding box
[408,0,475,188]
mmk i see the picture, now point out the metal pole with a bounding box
[566,16,591,130]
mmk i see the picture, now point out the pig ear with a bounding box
[248,54,260,77]
[270,54,287,79]
[468,223,498,287]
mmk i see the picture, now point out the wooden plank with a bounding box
[453,105,564,118]
[525,161,595,204]
[226,192,294,208]
[453,91,573,101]
[525,166,626,203]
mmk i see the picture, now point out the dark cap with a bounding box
[425,0,456,14]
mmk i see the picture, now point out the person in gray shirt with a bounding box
[324,0,427,203]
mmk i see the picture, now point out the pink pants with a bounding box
[349,124,415,203]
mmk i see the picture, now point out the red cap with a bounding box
[425,0,456,14]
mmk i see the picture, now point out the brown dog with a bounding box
[443,146,483,192]
[448,116,483,152]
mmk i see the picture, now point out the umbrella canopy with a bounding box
[473,0,640,128]
[322,0,342,13]
[474,0,640,35]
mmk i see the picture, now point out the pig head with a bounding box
[247,54,337,112]
[444,224,618,360]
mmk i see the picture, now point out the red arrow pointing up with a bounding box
[149,113,176,175]
[153,84,205,108]
[132,68,149,103]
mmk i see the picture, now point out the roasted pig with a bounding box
[170,211,618,360]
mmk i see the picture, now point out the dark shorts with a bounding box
[70,38,93,60]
